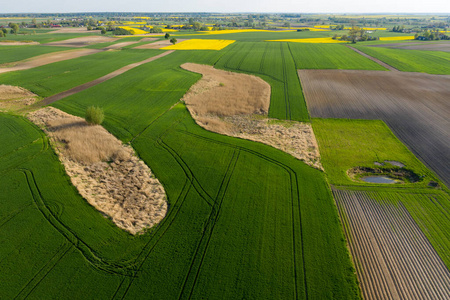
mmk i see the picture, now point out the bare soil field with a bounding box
[181,63,322,169]
[103,41,139,50]
[370,41,450,52]
[334,189,450,300]
[28,107,167,234]
[44,36,118,47]
[0,49,102,74]
[299,69,450,187]
[0,41,40,46]
[46,27,100,34]
[135,39,187,49]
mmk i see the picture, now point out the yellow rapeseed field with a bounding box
[117,26,148,35]
[379,36,414,41]
[161,39,235,50]
[266,38,346,43]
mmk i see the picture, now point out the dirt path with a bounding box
[0,49,102,74]
[39,51,174,106]
[347,45,399,71]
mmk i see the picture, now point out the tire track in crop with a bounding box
[334,189,450,300]
[14,241,72,299]
[0,203,33,230]
[177,149,240,300]
[21,169,137,277]
[176,129,307,299]
[115,180,194,300]
[36,51,175,106]
[347,46,398,71]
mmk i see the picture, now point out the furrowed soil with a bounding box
[182,63,322,169]
[334,189,450,300]
[43,36,118,47]
[0,49,102,74]
[369,41,450,52]
[299,69,450,187]
[134,39,187,49]
[28,107,167,234]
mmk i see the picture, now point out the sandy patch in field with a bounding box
[44,36,118,47]
[103,41,138,50]
[134,39,187,49]
[0,49,101,74]
[0,85,38,111]
[47,27,101,34]
[181,63,322,169]
[28,107,167,234]
[0,41,40,46]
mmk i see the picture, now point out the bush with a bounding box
[85,106,104,125]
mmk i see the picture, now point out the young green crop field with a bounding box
[354,45,450,74]
[0,48,164,97]
[1,28,449,299]
[0,45,71,64]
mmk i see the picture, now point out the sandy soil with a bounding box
[0,85,38,111]
[44,36,118,47]
[299,69,450,187]
[0,41,40,46]
[28,107,167,234]
[103,41,138,50]
[181,63,322,169]
[0,49,102,74]
[370,41,450,52]
[135,39,187,49]
[47,27,100,34]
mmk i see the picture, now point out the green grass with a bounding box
[288,43,387,70]
[215,41,309,121]
[312,118,441,187]
[354,45,450,74]
[0,45,71,64]
[49,51,360,298]
[0,48,164,97]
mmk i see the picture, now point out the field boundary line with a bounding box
[347,46,398,71]
[37,50,175,106]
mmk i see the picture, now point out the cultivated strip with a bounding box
[40,50,174,105]
[347,45,398,71]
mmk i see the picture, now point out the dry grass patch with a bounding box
[0,84,38,111]
[181,63,322,169]
[28,107,167,234]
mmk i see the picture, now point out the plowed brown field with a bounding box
[334,189,450,300]
[298,69,450,187]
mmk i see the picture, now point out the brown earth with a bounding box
[369,41,450,52]
[47,27,101,34]
[0,41,40,46]
[334,189,450,300]
[181,63,322,169]
[28,107,168,234]
[135,39,187,49]
[103,41,139,50]
[298,69,450,187]
[43,36,118,47]
[0,49,102,74]
[0,84,38,111]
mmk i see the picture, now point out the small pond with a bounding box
[362,176,397,184]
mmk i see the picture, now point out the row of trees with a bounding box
[414,30,449,40]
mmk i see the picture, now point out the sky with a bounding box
[2,0,450,14]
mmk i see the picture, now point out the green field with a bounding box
[0,48,164,97]
[354,45,450,74]
[288,43,387,70]
[312,118,442,187]
[0,32,97,43]
[0,45,71,64]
